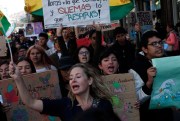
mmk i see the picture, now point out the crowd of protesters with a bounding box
[0,21,180,121]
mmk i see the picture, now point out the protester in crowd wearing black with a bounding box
[19,34,32,48]
[110,27,135,73]
[56,27,77,57]
[88,25,107,67]
[74,108,121,121]
[131,30,173,121]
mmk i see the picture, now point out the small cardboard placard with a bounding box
[0,70,62,121]
[102,73,140,121]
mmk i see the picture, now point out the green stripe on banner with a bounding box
[0,16,11,35]
[31,8,43,16]
[110,1,134,20]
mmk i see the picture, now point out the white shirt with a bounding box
[57,52,62,59]
[47,39,54,49]
[128,69,150,103]
[45,48,56,56]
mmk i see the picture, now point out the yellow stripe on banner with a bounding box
[0,10,4,19]
[110,0,131,7]
[24,0,42,13]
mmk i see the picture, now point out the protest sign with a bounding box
[0,70,61,121]
[128,11,153,41]
[0,36,7,57]
[24,22,43,37]
[102,73,140,121]
[76,21,119,46]
[42,0,110,28]
[150,56,180,109]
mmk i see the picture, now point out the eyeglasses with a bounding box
[79,51,89,55]
[148,41,164,47]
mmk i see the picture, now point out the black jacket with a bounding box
[111,41,135,72]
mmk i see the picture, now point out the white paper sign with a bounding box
[42,0,110,29]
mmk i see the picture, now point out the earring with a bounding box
[101,69,103,74]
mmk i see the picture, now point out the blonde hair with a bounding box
[68,63,112,102]
[26,45,54,69]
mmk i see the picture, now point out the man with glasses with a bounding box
[132,31,173,121]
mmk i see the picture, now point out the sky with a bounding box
[0,0,25,16]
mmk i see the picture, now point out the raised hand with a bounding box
[9,61,21,80]
[146,67,157,88]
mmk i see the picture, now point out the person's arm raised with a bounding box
[9,62,43,112]
[56,24,63,37]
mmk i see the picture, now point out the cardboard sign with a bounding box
[0,70,62,121]
[128,11,153,41]
[150,56,180,109]
[42,0,110,28]
[24,22,43,37]
[77,21,119,35]
[102,73,140,121]
[0,36,7,57]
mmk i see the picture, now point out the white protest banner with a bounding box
[0,36,7,57]
[42,0,110,29]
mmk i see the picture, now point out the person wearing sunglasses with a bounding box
[131,31,173,121]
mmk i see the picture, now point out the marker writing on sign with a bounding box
[58,4,91,14]
[66,10,98,21]
[98,9,101,18]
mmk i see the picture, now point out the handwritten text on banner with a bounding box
[42,0,110,28]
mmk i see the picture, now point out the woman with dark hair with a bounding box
[0,61,10,80]
[74,46,92,64]
[98,48,148,104]
[0,57,36,119]
[17,57,36,75]
[26,45,56,73]
[9,63,114,121]
[88,25,106,67]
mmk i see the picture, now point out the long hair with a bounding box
[68,63,112,102]
[26,45,54,69]
[17,57,36,73]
